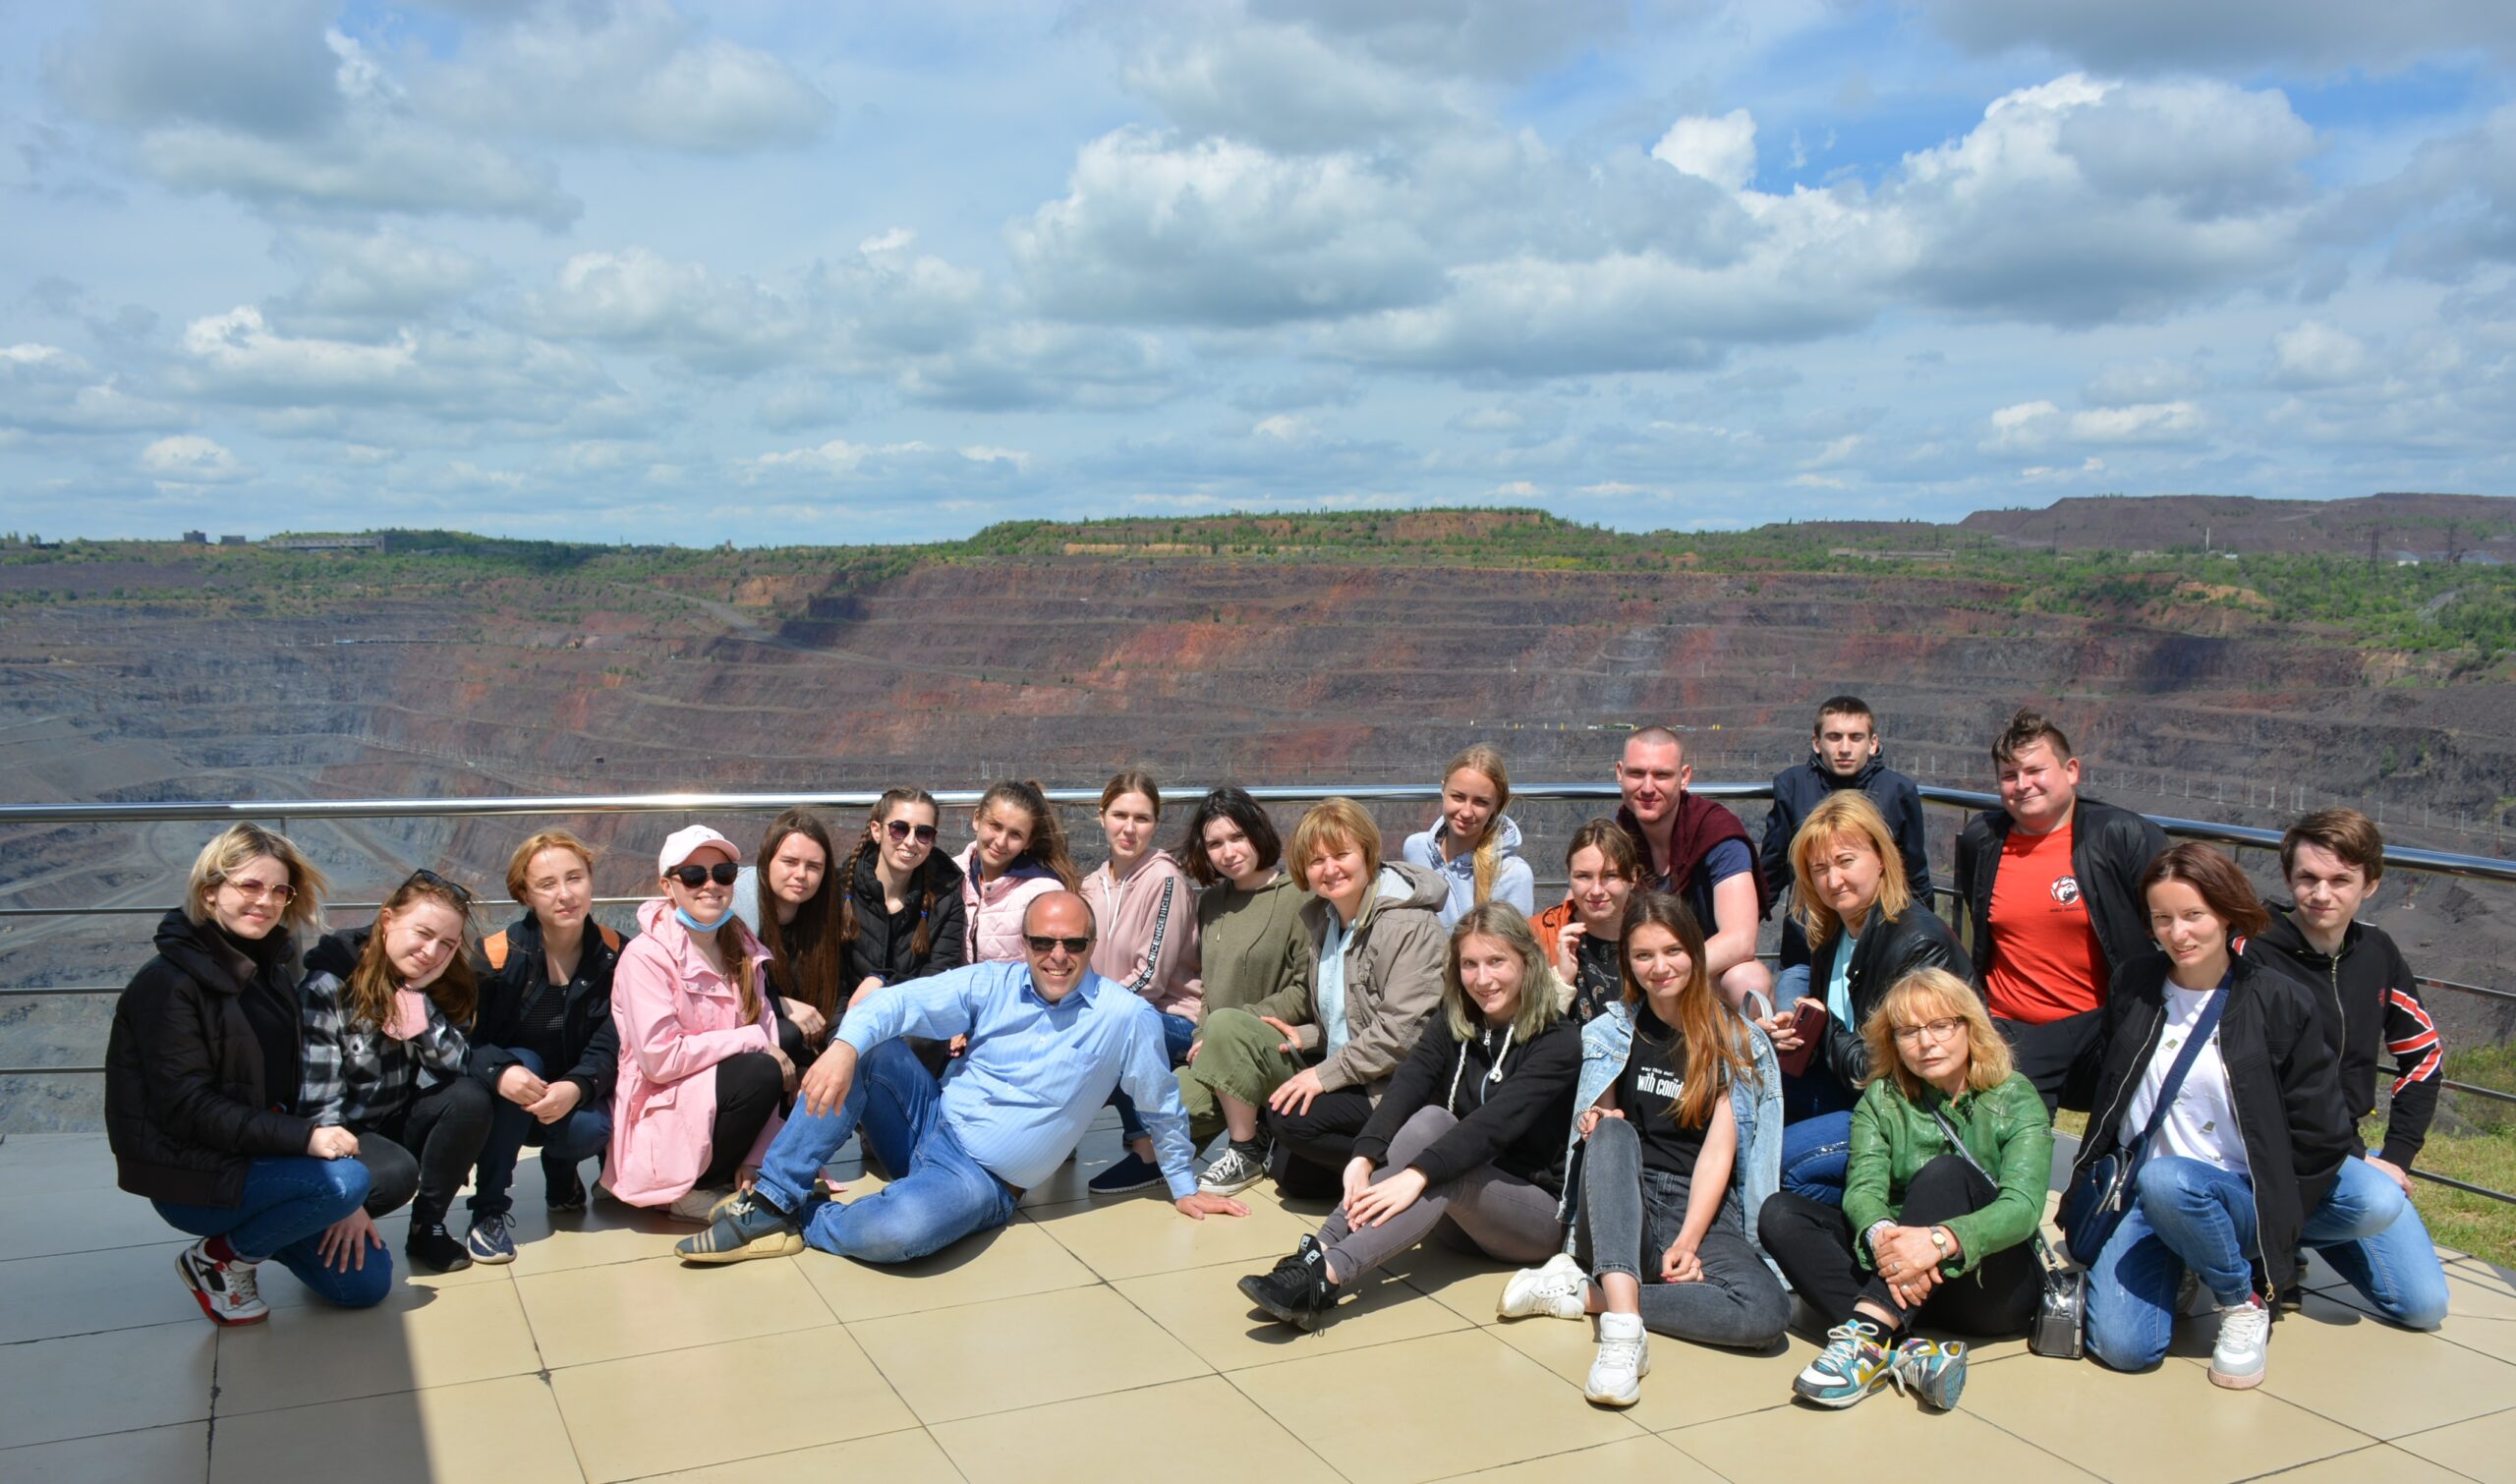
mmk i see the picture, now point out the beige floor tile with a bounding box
[936,1374,1341,1484]
[1114,1259,1473,1372]
[795,1220,1096,1321]
[517,1252,833,1369]
[0,1320,215,1448]
[551,1324,914,1483]
[0,1134,131,1195]
[638,1428,963,1483]
[1015,1123,1130,1208]
[243,1214,516,1299]
[0,1182,194,1261]
[1231,1328,1644,1484]
[2257,1443,2475,1482]
[1388,1236,1522,1327]
[2430,1314,2516,1367]
[2241,1290,2516,1439]
[1489,1310,1817,1432]
[0,1421,206,1484]
[0,1239,210,1342]
[207,1373,581,1484]
[1021,1189,1320,1281]
[1666,1375,2096,1480]
[2396,1405,2516,1481]
[1429,1434,1715,1482]
[849,1284,1210,1424]
[1961,1341,2374,1483]
[503,1200,716,1277]
[212,1278,542,1415]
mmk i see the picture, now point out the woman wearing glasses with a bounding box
[834,789,967,1008]
[609,827,792,1221]
[108,825,385,1323]
[1756,968,2051,1411]
[298,867,493,1275]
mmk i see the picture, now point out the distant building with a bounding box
[183,530,207,544]
[218,535,247,545]
[264,536,383,552]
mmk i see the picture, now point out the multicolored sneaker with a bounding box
[1794,1319,1894,1408]
[1891,1336,1969,1410]
[175,1239,268,1326]
[675,1191,804,1264]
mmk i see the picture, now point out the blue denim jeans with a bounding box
[1112,1010,1198,1144]
[155,1155,391,1309]
[2087,1155,2259,1370]
[753,1038,1019,1265]
[2303,1156,2449,1331]
[469,1048,615,1218]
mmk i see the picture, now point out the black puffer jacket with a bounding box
[1954,795,2167,1003]
[1761,752,1933,969]
[1805,902,1974,1090]
[106,910,315,1207]
[1351,1012,1582,1195]
[468,913,628,1105]
[2071,947,2352,1296]
[837,847,968,991]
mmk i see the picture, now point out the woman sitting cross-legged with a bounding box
[299,868,493,1276]
[1236,903,1579,1330]
[1757,968,2050,1412]
[1495,892,1791,1408]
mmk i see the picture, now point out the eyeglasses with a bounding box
[221,877,295,903]
[1892,1017,1967,1045]
[1024,934,1091,956]
[404,868,475,908]
[666,862,741,888]
[885,820,941,845]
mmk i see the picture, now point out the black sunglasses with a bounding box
[1024,934,1092,956]
[405,868,475,907]
[885,820,941,844]
[666,862,741,888]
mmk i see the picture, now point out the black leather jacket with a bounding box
[1806,901,1974,1091]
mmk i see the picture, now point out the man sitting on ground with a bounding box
[1953,709,2164,1112]
[1760,693,1932,977]
[1615,725,1774,1011]
[677,891,1245,1264]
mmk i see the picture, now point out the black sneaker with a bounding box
[407,1216,474,1274]
[546,1165,588,1213]
[1087,1151,1166,1196]
[1238,1236,1339,1330]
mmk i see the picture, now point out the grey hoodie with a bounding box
[1401,814,1536,928]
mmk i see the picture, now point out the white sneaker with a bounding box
[2208,1293,2271,1390]
[1498,1251,1589,1321]
[667,1185,736,1224]
[175,1239,269,1326]
[1584,1312,1651,1407]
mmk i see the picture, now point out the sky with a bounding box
[5,0,2516,546]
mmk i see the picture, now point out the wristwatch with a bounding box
[1928,1227,1951,1258]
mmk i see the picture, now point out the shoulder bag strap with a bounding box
[1927,1100,2058,1269]
[2132,986,2229,1158]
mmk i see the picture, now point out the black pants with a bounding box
[355,1075,493,1222]
[1758,1155,2040,1338]
[1264,1088,1377,1196]
[699,1052,785,1189]
[1995,1008,2105,1114]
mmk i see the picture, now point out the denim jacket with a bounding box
[1554,999,1784,1275]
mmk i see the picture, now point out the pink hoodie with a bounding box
[958,843,1065,964]
[1081,849,1203,1020]
[606,897,783,1206]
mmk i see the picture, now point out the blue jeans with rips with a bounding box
[155,1155,391,1309]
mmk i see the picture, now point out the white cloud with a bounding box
[2268,320,2372,388]
[141,433,249,484]
[1652,110,1758,192]
[1988,398,2206,451]
[2083,357,2210,406]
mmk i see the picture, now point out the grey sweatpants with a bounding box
[1317,1106,1568,1282]
[1573,1114,1789,1348]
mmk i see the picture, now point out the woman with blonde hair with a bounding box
[1237,903,1580,1329]
[1757,968,2051,1411]
[1403,744,1535,928]
[108,825,383,1322]
[1768,791,1973,1207]
[298,868,492,1274]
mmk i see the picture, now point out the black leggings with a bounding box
[1758,1155,2041,1338]
[1264,1087,1378,1196]
[355,1075,494,1222]
[699,1052,785,1189]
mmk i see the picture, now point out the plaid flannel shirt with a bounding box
[300,968,471,1129]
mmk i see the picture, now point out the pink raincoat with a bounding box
[606,898,783,1206]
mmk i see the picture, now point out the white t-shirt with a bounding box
[2118,985,2249,1174]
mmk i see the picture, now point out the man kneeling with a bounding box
[679,891,1245,1264]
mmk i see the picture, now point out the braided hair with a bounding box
[836,788,948,961]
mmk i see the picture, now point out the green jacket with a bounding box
[1841,1070,2051,1279]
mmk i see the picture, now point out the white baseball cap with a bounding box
[658,825,741,875]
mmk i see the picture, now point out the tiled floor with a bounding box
[5,1127,2512,1484]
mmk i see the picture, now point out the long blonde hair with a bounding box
[185,824,328,939]
[1443,903,1559,1043]
[1861,968,2013,1102]
[1442,745,1513,908]
[1790,792,1912,947]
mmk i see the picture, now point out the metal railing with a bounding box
[5,780,2511,1203]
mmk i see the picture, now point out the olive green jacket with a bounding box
[1841,1069,2051,1279]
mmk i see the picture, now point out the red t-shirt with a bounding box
[1982,820,2106,1024]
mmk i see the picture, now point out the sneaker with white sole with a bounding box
[1198,1145,1269,1196]
[464,1213,517,1265]
[2208,1293,2271,1390]
[175,1239,269,1326]
[1584,1311,1651,1407]
[1498,1251,1589,1321]
[668,1184,736,1224]
[1795,1319,1894,1408]
[1891,1336,1968,1410]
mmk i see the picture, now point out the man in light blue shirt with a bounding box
[678,891,1247,1264]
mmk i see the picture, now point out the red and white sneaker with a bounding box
[175,1238,270,1326]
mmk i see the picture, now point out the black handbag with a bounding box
[2058,988,2228,1266]
[1925,1103,2083,1359]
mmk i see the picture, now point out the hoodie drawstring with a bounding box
[1447,1024,1516,1113]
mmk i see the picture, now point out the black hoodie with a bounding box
[2253,912,2440,1169]
[1351,1012,1582,1194]
[106,909,314,1207]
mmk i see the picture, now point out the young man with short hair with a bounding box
[1953,710,2166,1112]
[2254,808,2449,1330]
[1615,725,1774,1010]
[1759,695,1932,972]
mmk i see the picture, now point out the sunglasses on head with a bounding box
[1024,934,1091,955]
[405,867,474,908]
[885,820,941,844]
[666,861,741,888]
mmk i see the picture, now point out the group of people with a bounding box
[104,703,2451,1419]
